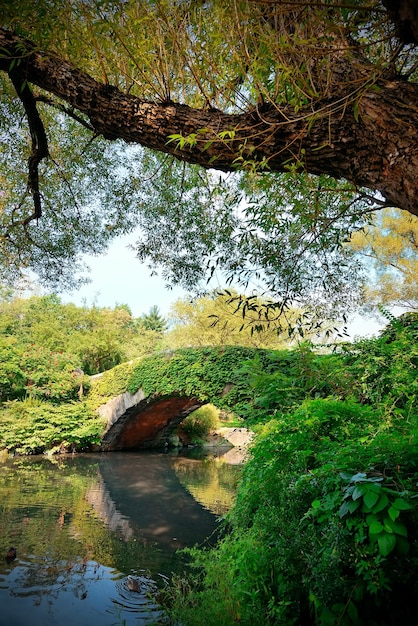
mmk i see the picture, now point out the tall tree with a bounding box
[0,292,160,374]
[0,1,417,309]
[164,291,335,348]
[349,208,418,308]
[138,305,168,333]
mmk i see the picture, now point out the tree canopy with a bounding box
[164,291,336,348]
[0,292,163,381]
[0,1,417,313]
[349,207,418,308]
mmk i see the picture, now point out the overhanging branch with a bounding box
[0,27,417,215]
[8,68,49,226]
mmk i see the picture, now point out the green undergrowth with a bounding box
[0,398,103,455]
[180,403,220,441]
[163,314,418,626]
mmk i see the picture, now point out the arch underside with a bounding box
[100,395,203,451]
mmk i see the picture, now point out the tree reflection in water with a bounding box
[0,450,239,626]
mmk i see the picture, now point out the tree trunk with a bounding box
[0,28,417,215]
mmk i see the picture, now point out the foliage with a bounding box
[166,318,418,626]
[18,344,84,402]
[2,0,413,111]
[0,398,103,454]
[181,404,220,441]
[345,311,418,417]
[0,292,162,377]
[87,359,137,409]
[138,305,168,333]
[235,342,353,424]
[0,335,85,404]
[125,346,268,405]
[164,291,328,349]
[349,208,418,308]
[0,1,416,316]
[0,93,141,290]
[0,291,166,452]
[135,163,368,320]
[0,335,25,400]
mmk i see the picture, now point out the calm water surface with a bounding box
[0,450,241,626]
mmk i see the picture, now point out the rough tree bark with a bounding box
[0,27,417,216]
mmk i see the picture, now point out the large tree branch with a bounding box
[0,28,417,215]
[8,66,49,226]
[382,0,418,44]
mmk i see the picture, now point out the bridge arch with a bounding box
[91,346,273,450]
[100,393,204,450]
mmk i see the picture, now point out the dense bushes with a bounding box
[166,317,418,625]
[181,404,220,440]
[0,398,102,455]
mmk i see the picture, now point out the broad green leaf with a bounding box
[368,520,383,535]
[347,499,361,513]
[371,493,389,514]
[387,506,400,521]
[352,485,366,500]
[392,498,413,511]
[377,533,396,556]
[384,518,408,537]
[363,490,379,510]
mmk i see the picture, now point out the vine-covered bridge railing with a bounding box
[89,346,274,450]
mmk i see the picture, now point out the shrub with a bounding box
[0,398,103,454]
[168,394,418,625]
[181,404,220,440]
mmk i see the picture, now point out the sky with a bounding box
[62,233,188,318]
[61,233,387,339]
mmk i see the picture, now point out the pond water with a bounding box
[0,450,241,626]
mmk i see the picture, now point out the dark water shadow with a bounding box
[0,451,238,625]
[95,451,222,550]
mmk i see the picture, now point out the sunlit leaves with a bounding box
[348,208,418,308]
[3,0,403,112]
[132,155,369,319]
[0,86,145,289]
[164,291,294,349]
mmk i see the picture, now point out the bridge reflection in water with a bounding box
[0,450,240,626]
[88,451,237,550]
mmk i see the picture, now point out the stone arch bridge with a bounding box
[92,346,274,450]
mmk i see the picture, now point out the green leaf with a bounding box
[347,499,361,513]
[377,533,396,556]
[392,498,413,511]
[371,493,389,514]
[347,600,359,623]
[350,472,367,483]
[339,501,349,517]
[384,517,407,537]
[368,520,384,535]
[363,489,379,510]
[352,485,366,500]
[388,506,400,521]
